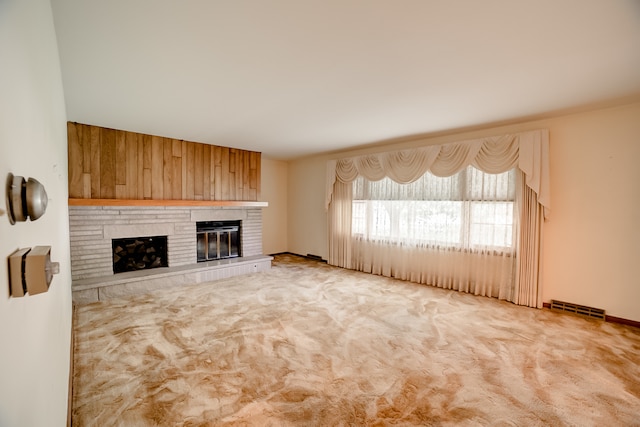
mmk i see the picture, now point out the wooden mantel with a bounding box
[69,198,268,207]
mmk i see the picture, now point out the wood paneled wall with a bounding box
[67,122,261,201]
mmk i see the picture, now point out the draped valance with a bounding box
[326,129,550,218]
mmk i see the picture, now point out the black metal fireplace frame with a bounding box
[196,221,241,262]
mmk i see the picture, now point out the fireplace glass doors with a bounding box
[197,221,240,262]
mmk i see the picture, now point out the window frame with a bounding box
[351,167,516,251]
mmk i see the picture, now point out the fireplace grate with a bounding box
[550,299,605,320]
[112,236,168,274]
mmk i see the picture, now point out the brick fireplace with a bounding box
[69,205,270,302]
[66,122,272,303]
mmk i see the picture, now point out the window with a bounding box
[352,166,516,250]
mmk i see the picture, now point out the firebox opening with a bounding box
[197,220,241,262]
[112,236,168,274]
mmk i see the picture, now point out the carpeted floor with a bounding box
[72,254,640,426]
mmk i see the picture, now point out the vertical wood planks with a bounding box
[151,136,164,199]
[136,134,144,199]
[181,141,188,199]
[203,144,211,200]
[186,141,195,200]
[213,146,222,200]
[194,142,204,200]
[90,126,101,198]
[171,139,182,200]
[100,128,116,199]
[163,138,173,200]
[221,147,230,200]
[81,124,92,198]
[142,135,152,199]
[126,132,138,199]
[66,122,261,201]
[67,122,84,198]
[115,131,127,198]
[115,131,126,186]
[228,148,236,200]
[249,151,259,200]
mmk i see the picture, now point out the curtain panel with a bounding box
[326,129,549,308]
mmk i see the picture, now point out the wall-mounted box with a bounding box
[8,248,30,297]
[7,246,59,297]
[25,246,54,295]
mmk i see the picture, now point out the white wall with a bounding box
[542,104,640,321]
[287,102,640,322]
[261,158,289,255]
[287,156,328,259]
[0,0,73,426]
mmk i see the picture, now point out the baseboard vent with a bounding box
[550,300,605,320]
[305,253,326,262]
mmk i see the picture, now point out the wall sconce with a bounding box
[5,173,48,225]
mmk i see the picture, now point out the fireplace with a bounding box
[112,236,168,274]
[69,206,264,282]
[197,221,241,262]
[70,206,272,303]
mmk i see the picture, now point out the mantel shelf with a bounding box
[68,198,268,207]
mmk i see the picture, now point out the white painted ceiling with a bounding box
[51,0,640,160]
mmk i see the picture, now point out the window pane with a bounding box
[467,168,515,201]
[353,200,463,246]
[409,201,463,245]
[352,201,366,235]
[370,202,391,238]
[469,202,514,247]
[352,168,516,250]
[353,173,461,201]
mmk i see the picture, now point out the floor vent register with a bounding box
[550,299,605,320]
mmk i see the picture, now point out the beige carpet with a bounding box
[72,254,640,426]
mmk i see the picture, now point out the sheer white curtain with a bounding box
[326,130,550,308]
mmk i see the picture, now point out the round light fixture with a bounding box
[5,173,48,224]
